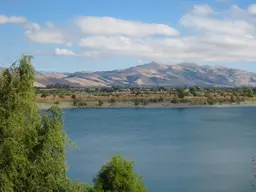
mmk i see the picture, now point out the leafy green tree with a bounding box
[189,87,197,96]
[71,94,76,100]
[247,88,254,97]
[168,89,172,96]
[41,92,49,98]
[0,56,89,191]
[92,155,147,192]
[177,88,185,99]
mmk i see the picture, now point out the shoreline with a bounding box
[37,101,256,109]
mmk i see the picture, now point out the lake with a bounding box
[65,108,256,192]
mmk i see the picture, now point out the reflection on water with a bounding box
[65,108,256,192]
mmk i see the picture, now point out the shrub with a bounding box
[41,92,49,98]
[98,100,104,107]
[71,94,76,99]
[93,155,147,192]
[58,93,65,98]
[207,97,215,105]
[134,99,139,106]
[171,97,179,104]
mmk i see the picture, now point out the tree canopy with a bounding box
[92,155,147,192]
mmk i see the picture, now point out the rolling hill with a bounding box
[2,62,256,87]
[34,62,256,88]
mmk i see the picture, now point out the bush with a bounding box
[110,98,116,105]
[58,93,65,98]
[142,99,149,105]
[207,97,215,105]
[177,88,185,99]
[73,98,87,107]
[158,97,164,102]
[41,92,49,98]
[134,99,139,106]
[98,100,104,107]
[93,155,147,192]
[71,94,76,99]
[171,97,179,104]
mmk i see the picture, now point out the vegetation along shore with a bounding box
[36,84,256,109]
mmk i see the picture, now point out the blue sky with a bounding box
[0,0,256,72]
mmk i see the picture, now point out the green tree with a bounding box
[177,88,185,99]
[0,56,89,191]
[92,155,147,192]
[71,94,76,100]
[247,88,254,97]
[189,87,197,96]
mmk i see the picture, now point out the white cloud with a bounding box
[248,4,256,14]
[76,5,256,62]
[26,30,66,44]
[76,16,179,37]
[180,11,255,36]
[192,4,214,16]
[55,48,76,56]
[45,21,55,29]
[2,5,256,63]
[65,41,73,47]
[24,22,41,31]
[0,15,27,24]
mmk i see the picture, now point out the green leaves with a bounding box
[93,155,147,192]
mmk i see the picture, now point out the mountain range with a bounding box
[2,62,256,87]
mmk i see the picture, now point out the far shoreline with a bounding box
[37,101,256,110]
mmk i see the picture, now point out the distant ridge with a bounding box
[7,62,256,87]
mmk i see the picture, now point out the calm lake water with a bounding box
[65,108,256,192]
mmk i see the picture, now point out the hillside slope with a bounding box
[22,62,256,87]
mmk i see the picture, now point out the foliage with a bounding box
[134,99,139,106]
[73,97,87,107]
[247,88,254,97]
[189,87,197,96]
[207,96,215,105]
[71,94,76,99]
[177,88,185,99]
[92,155,147,192]
[0,56,90,191]
[41,92,50,98]
[98,100,104,107]
[110,98,116,105]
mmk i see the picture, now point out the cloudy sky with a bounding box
[0,0,256,72]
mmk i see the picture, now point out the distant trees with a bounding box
[177,88,185,99]
[189,87,197,96]
[247,88,254,97]
[98,100,104,107]
[110,98,116,106]
[73,97,87,107]
[92,155,147,192]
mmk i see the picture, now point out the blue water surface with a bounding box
[64,108,256,192]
